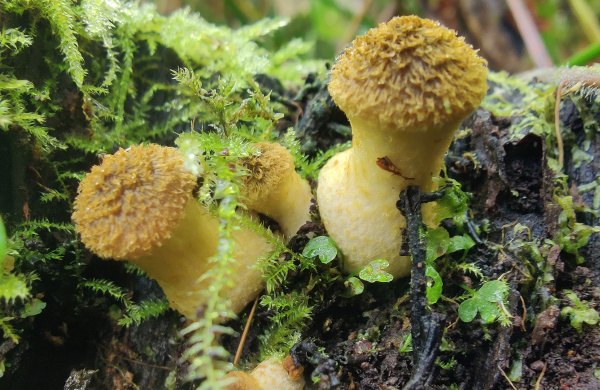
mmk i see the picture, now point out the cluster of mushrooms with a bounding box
[72,15,488,389]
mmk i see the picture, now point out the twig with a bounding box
[505,0,553,68]
[446,315,461,330]
[519,294,527,331]
[99,352,142,390]
[397,186,446,389]
[397,186,429,359]
[534,362,547,390]
[498,299,514,319]
[402,314,445,390]
[98,344,174,370]
[499,366,518,390]
[440,295,460,307]
[119,357,173,371]
[234,296,259,366]
[508,259,532,280]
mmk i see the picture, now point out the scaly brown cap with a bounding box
[240,142,294,205]
[328,15,488,132]
[72,144,197,260]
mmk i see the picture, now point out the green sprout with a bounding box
[553,189,600,263]
[358,259,394,283]
[302,236,340,264]
[302,237,393,298]
[425,266,444,305]
[561,290,600,332]
[341,277,364,297]
[424,226,476,305]
[398,333,413,354]
[431,176,471,225]
[458,280,512,326]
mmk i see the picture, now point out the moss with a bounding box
[0,1,328,387]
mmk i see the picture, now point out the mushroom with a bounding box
[317,16,488,277]
[239,142,313,239]
[225,356,305,390]
[72,144,271,318]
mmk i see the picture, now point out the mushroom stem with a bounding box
[350,116,463,191]
[128,200,270,317]
[247,170,312,238]
[319,117,460,278]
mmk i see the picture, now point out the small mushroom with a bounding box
[317,16,488,277]
[225,356,305,390]
[240,142,313,239]
[72,144,271,317]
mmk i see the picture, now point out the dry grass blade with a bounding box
[505,0,553,68]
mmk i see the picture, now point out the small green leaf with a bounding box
[477,299,499,323]
[458,280,508,324]
[425,227,450,262]
[580,308,600,325]
[478,280,508,303]
[561,290,600,331]
[507,358,523,382]
[340,277,364,298]
[458,297,479,322]
[447,234,476,254]
[425,266,443,304]
[398,333,412,353]
[426,228,476,263]
[358,259,393,283]
[21,298,46,318]
[432,177,470,224]
[302,236,339,264]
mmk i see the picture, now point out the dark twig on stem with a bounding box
[397,186,446,390]
[401,313,446,390]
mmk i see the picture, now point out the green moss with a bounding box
[552,177,600,263]
[1,0,319,156]
[0,1,330,387]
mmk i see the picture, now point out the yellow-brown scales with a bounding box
[317,16,488,277]
[240,142,313,239]
[72,144,271,318]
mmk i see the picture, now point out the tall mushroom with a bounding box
[317,16,488,277]
[72,144,271,318]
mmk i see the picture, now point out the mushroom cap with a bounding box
[240,142,294,205]
[328,15,488,132]
[72,144,197,260]
[225,357,305,390]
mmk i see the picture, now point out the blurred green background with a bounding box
[150,0,600,72]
